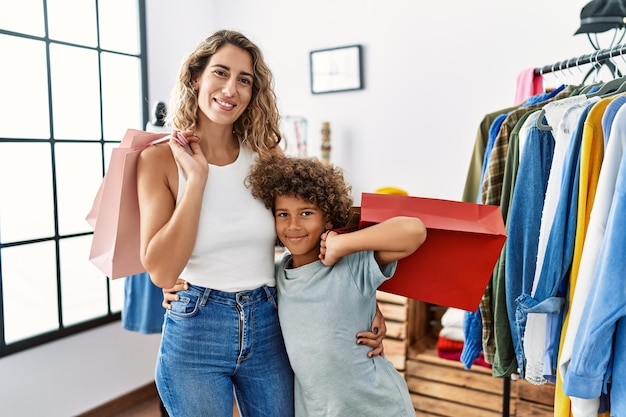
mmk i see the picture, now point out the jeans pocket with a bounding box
[168,287,202,318]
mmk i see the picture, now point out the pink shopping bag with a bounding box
[86,128,184,279]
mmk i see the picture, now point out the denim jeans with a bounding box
[156,285,294,417]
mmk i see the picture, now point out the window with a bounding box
[0,0,147,357]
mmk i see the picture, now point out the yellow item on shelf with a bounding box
[374,187,408,196]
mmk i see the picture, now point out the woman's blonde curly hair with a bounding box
[247,155,354,229]
[167,30,281,157]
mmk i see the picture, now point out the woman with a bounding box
[137,30,385,417]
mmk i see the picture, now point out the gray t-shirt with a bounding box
[275,251,415,417]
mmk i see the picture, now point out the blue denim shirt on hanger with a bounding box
[504,116,557,378]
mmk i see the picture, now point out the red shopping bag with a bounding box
[359,193,506,311]
[86,128,179,279]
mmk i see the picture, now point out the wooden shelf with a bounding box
[375,295,556,416]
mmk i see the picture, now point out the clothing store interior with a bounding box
[2,0,626,416]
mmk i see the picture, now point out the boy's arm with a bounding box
[320,216,427,266]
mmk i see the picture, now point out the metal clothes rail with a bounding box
[533,43,626,80]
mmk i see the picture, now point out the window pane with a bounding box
[60,236,109,326]
[110,277,124,313]
[2,242,60,344]
[55,143,105,235]
[0,35,50,139]
[98,0,140,54]
[0,143,55,243]
[101,52,143,139]
[47,0,97,47]
[0,0,45,37]
[50,43,101,140]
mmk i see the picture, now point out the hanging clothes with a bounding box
[514,67,545,106]
[460,42,626,416]
[501,107,560,379]
[521,97,606,386]
[558,99,626,416]
[462,86,571,370]
[122,271,166,334]
[461,106,517,204]
[491,109,541,377]
[474,86,575,366]
[563,143,626,414]
[552,97,626,416]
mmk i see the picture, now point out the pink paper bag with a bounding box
[86,129,173,279]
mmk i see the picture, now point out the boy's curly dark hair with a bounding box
[247,155,353,229]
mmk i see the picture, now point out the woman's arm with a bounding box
[356,303,387,358]
[137,133,207,289]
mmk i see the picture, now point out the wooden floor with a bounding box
[79,383,241,417]
[108,396,163,417]
[107,394,416,417]
[107,397,242,417]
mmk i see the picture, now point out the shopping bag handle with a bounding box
[145,131,190,149]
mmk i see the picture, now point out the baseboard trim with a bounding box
[76,381,159,417]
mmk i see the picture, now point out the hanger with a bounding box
[535,41,626,131]
[585,37,626,96]
[586,79,626,97]
[565,57,577,85]
[580,50,605,94]
[536,110,552,131]
[536,61,564,131]
[587,45,626,96]
[568,54,593,94]
[597,44,626,97]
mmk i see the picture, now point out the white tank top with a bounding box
[176,144,276,291]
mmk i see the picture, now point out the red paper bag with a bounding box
[86,128,173,279]
[359,192,506,311]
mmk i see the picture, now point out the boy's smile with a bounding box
[274,195,332,268]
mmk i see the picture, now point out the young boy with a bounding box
[247,155,427,417]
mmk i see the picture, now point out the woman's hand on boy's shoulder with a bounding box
[356,305,387,358]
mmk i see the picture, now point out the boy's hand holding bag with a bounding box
[86,128,188,279]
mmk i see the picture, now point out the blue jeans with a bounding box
[156,285,294,417]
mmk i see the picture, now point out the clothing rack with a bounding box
[533,43,626,80]
[491,44,626,417]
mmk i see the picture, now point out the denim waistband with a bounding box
[187,284,276,304]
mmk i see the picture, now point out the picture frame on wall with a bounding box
[310,45,363,94]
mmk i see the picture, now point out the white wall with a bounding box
[0,0,607,415]
[211,0,594,202]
